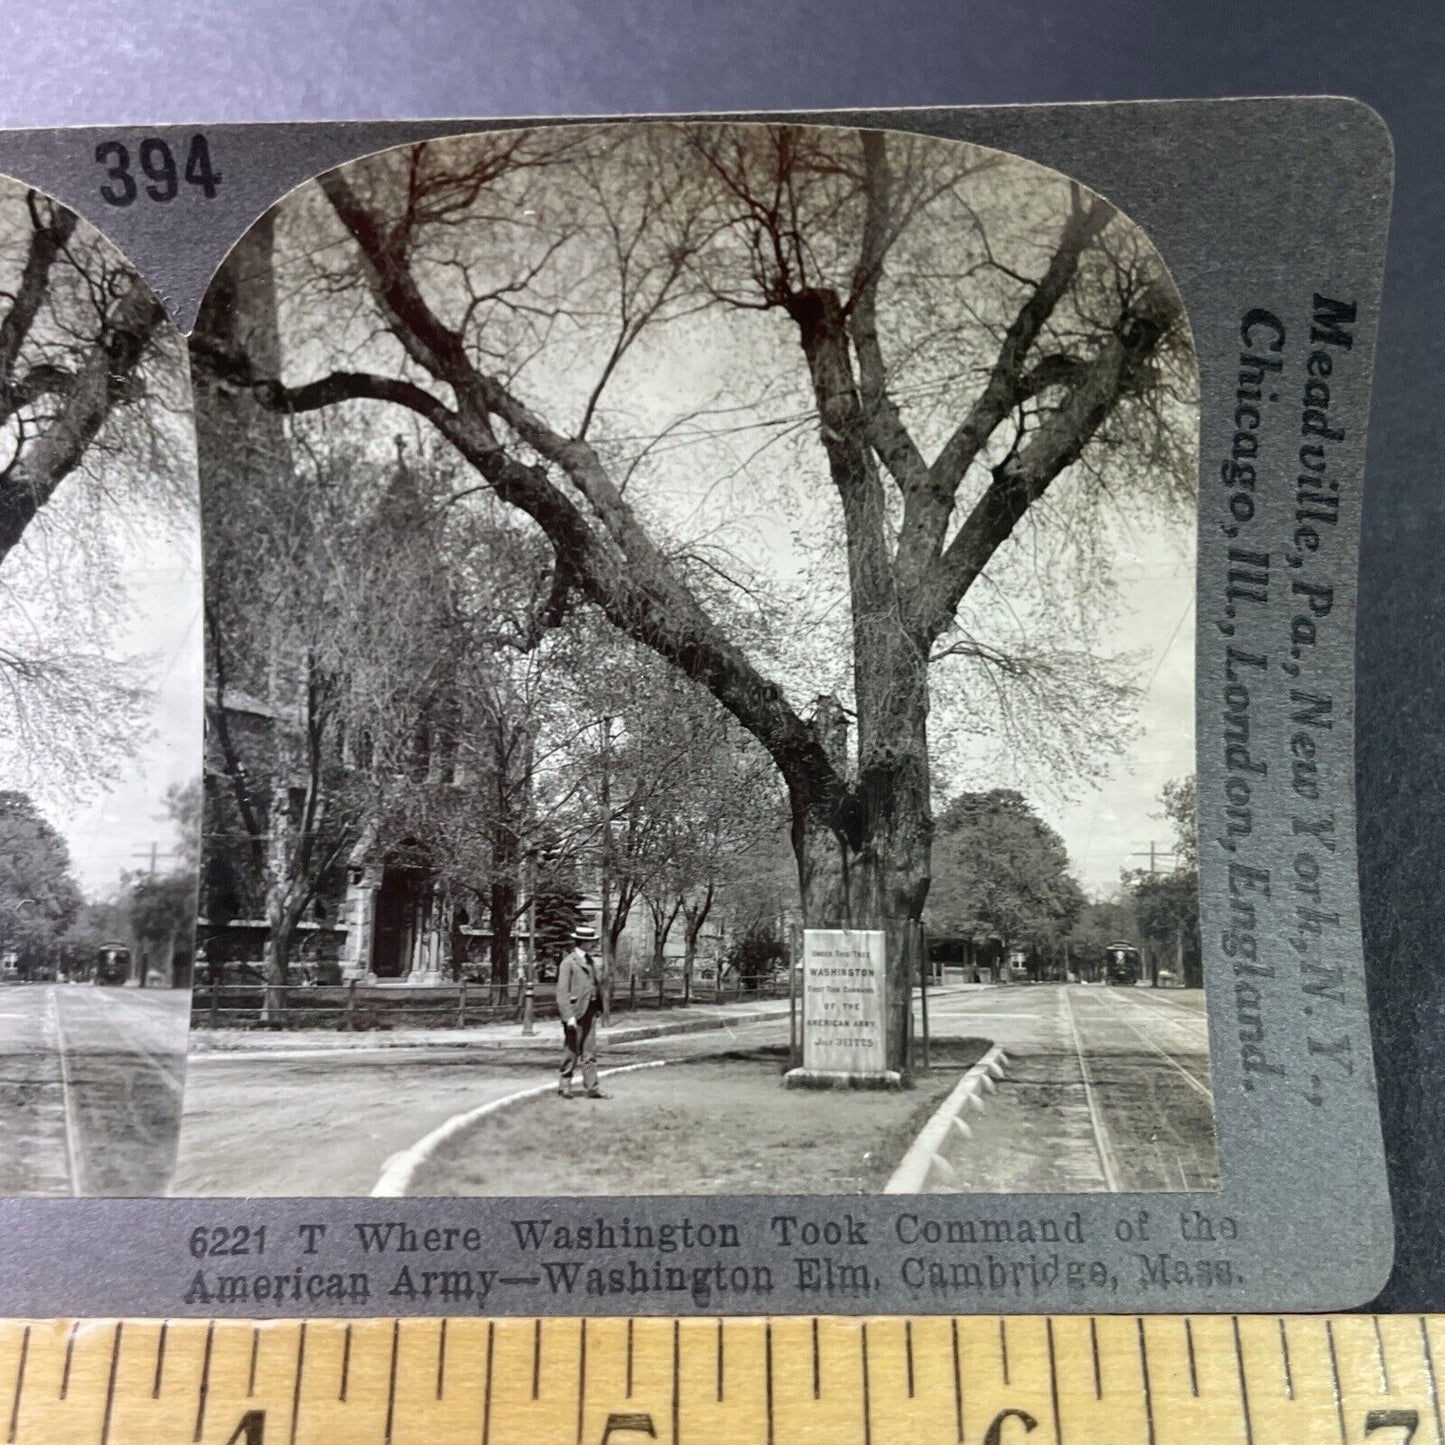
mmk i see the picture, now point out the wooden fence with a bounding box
[191,972,791,1030]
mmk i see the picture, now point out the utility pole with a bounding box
[1129,843,1177,876]
[1129,842,1179,988]
[130,843,181,878]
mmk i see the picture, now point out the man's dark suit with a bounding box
[557,946,602,1096]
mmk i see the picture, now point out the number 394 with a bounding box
[95,133,221,206]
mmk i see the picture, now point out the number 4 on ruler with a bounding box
[223,1410,266,1445]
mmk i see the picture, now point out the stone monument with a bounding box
[784,927,902,1088]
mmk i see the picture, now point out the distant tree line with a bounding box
[924,775,1200,987]
[0,784,197,986]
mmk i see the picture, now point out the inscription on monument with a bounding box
[801,929,887,1075]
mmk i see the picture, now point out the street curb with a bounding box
[190,984,994,1057]
[883,1043,1011,1194]
[370,1058,681,1197]
[602,1009,780,1046]
[187,1006,790,1058]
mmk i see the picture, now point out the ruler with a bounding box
[0,1314,1439,1444]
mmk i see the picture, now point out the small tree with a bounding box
[725,922,787,995]
[126,870,198,988]
[0,791,82,976]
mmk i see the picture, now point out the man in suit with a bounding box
[557,924,606,1099]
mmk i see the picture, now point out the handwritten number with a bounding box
[94,141,135,206]
[224,1409,266,1444]
[1366,1409,1420,1443]
[96,134,220,205]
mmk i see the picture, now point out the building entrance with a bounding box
[372,865,423,978]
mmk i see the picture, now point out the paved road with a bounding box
[174,1008,805,1196]
[174,984,1216,1196]
[924,984,1217,1192]
[0,984,189,1196]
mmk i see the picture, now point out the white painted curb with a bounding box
[883,1044,1011,1194]
[371,1059,677,1197]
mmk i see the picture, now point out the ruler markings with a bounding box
[951,1318,964,1444]
[1136,1319,1155,1445]
[339,1323,351,1402]
[97,1321,122,1445]
[247,1326,259,1398]
[1047,1318,1064,1445]
[480,1321,494,1445]
[532,1318,542,1400]
[671,1319,680,1445]
[59,1322,77,1401]
[192,1320,213,1442]
[1327,1318,1348,1444]
[1000,1318,1011,1386]
[1421,1317,1444,1445]
[714,1319,722,1403]
[7,1315,1445,1442]
[860,1322,872,1445]
[287,1321,306,1445]
[382,1319,398,1445]
[576,1319,586,1445]
[1233,1316,1256,1445]
[151,1322,167,1400]
[764,1321,774,1445]
[6,1325,28,1445]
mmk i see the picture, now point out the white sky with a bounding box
[59,536,202,896]
[1053,540,1194,895]
[48,528,202,898]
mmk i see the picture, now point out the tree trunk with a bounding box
[489,879,515,1002]
[683,920,699,1007]
[791,656,931,1077]
[262,887,300,1022]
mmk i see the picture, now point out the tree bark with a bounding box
[489,878,516,996]
[0,198,166,571]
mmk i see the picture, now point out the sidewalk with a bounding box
[187,982,991,1055]
[187,994,799,1054]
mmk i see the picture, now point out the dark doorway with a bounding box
[372,866,420,979]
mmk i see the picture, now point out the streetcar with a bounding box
[93,942,132,986]
[1103,941,1142,986]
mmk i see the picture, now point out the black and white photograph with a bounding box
[173,120,1214,1200]
[0,176,200,1196]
